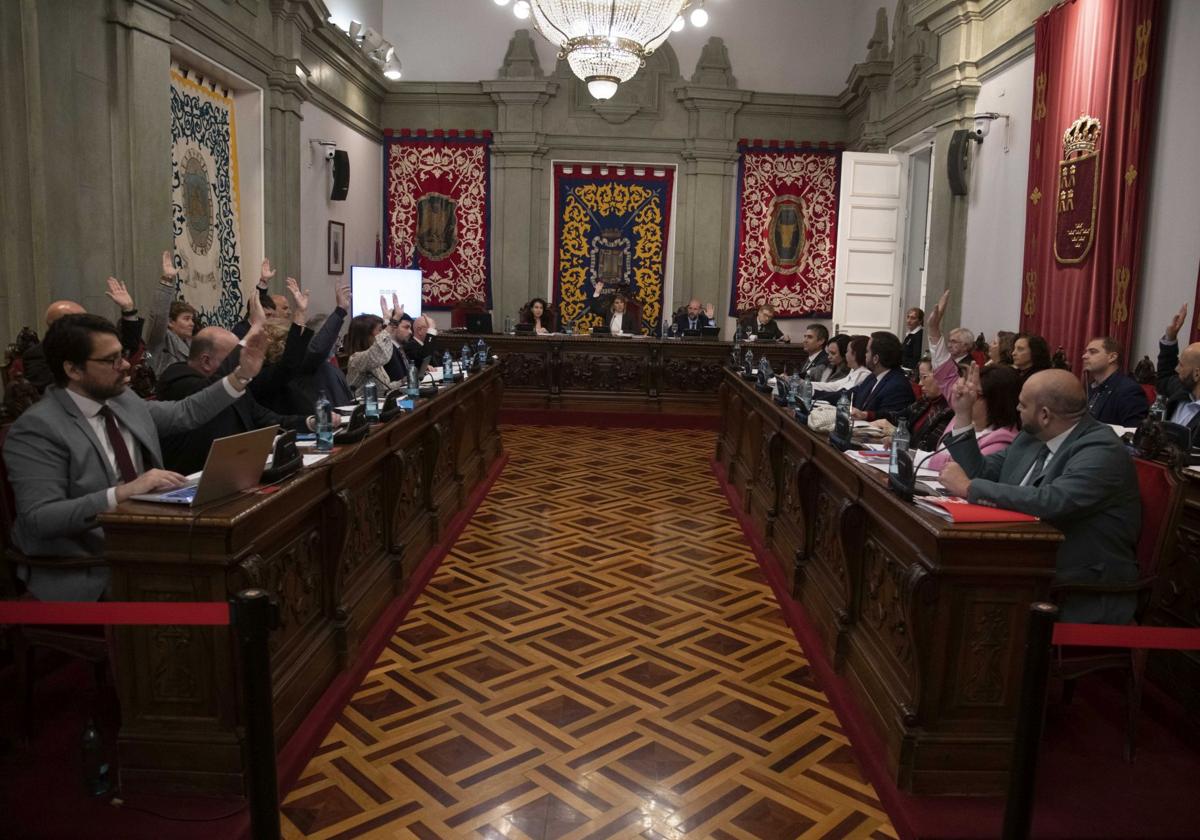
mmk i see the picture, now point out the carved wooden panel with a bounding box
[236,527,323,659]
[860,536,925,717]
[334,475,386,599]
[559,352,646,391]
[390,445,426,547]
[660,357,725,392]
[499,351,549,389]
[955,600,1014,708]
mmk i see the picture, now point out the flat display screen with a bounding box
[349,266,422,319]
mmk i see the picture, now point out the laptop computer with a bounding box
[465,313,493,334]
[132,425,278,505]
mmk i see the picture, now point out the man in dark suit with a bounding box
[797,323,831,380]
[23,278,146,393]
[1155,303,1200,443]
[156,327,309,475]
[3,314,267,600]
[939,368,1140,624]
[673,298,715,334]
[747,304,787,342]
[901,307,924,371]
[848,331,914,423]
[404,315,437,366]
[1082,336,1147,427]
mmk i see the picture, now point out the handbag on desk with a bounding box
[807,403,837,433]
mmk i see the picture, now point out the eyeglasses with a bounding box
[86,353,127,369]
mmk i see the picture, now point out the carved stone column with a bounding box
[482,78,557,322]
[676,86,749,315]
[265,0,317,280]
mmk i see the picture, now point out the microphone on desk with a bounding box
[888,435,954,503]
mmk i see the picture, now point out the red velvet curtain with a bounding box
[1019,0,1161,372]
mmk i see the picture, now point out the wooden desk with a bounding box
[434,333,809,414]
[99,366,503,795]
[717,370,1063,795]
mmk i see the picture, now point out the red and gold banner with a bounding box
[384,129,492,308]
[1019,0,1161,369]
[730,142,841,318]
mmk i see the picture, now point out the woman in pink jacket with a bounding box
[926,363,1023,470]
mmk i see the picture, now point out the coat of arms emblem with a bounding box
[1054,115,1101,265]
[767,194,806,274]
[416,193,457,260]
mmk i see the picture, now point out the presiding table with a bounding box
[718,369,1064,795]
[99,365,503,795]
[434,333,810,414]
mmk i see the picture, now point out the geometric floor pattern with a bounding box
[281,425,897,840]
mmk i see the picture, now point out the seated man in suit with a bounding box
[1156,303,1200,443]
[747,304,788,342]
[1082,336,1147,428]
[939,367,1140,624]
[2,313,266,601]
[404,315,436,367]
[848,331,914,423]
[156,327,310,475]
[673,298,716,334]
[23,277,146,393]
[797,323,831,381]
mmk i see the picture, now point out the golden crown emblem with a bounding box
[1062,115,1101,158]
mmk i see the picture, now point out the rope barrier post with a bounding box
[1002,601,1059,840]
[232,589,281,840]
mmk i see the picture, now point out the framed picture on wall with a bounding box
[328,221,345,275]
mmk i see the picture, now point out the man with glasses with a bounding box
[2,313,267,601]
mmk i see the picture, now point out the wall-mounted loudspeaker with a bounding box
[946,128,982,196]
[331,150,350,201]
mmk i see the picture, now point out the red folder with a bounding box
[915,496,1039,524]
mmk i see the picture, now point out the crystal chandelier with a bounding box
[493,0,709,99]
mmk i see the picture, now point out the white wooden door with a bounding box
[832,152,905,337]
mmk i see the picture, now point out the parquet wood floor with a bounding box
[281,425,897,840]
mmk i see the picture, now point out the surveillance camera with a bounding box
[324,147,337,161]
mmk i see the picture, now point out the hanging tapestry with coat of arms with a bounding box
[384,130,492,309]
[553,163,673,335]
[730,141,841,319]
[169,64,244,328]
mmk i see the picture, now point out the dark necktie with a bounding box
[98,405,138,483]
[689,318,697,329]
[1023,444,1050,486]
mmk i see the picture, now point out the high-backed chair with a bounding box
[1049,457,1178,761]
[517,302,559,332]
[450,298,487,329]
[0,424,109,736]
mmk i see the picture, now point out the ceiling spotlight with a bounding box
[348,20,362,41]
[493,0,510,5]
[513,0,531,20]
[359,26,385,52]
[690,2,708,27]
[383,56,403,80]
[672,15,685,32]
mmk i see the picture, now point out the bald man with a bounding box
[156,326,307,474]
[939,367,1140,624]
[22,280,146,393]
[672,298,716,334]
[1155,304,1200,444]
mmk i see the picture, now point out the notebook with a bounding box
[915,496,1039,524]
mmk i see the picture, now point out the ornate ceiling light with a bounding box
[493,0,709,100]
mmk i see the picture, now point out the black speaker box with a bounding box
[331,150,350,201]
[947,129,975,196]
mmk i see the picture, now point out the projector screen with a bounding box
[349,266,423,319]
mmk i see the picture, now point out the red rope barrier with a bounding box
[1053,622,1200,651]
[0,601,231,626]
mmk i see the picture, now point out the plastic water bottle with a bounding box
[1150,394,1167,422]
[363,379,379,420]
[799,377,813,411]
[836,390,851,426]
[744,348,755,375]
[460,344,471,372]
[475,338,487,366]
[890,417,910,478]
[504,315,513,335]
[442,350,453,383]
[315,391,334,451]
[662,317,671,338]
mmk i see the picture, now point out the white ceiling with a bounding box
[326,0,899,96]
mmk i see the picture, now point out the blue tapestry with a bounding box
[170,66,243,328]
[552,163,674,335]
